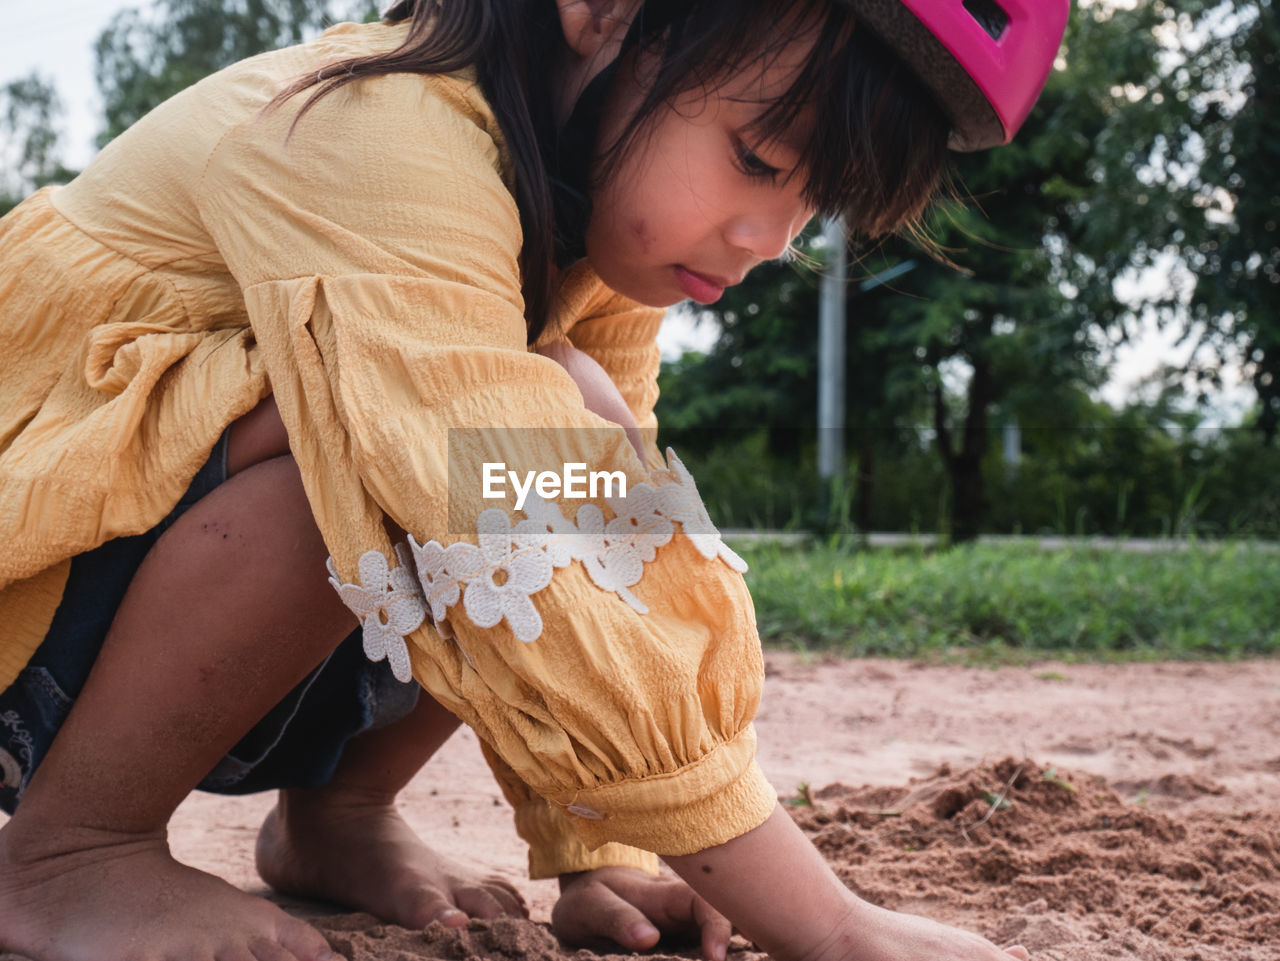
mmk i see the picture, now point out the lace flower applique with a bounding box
[411,508,555,643]
[656,452,747,572]
[325,542,424,682]
[328,449,745,654]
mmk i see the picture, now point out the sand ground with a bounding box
[6,654,1279,959]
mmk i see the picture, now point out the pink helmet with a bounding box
[840,0,1071,150]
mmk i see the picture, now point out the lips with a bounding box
[674,266,737,304]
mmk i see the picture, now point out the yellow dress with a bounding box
[0,20,774,874]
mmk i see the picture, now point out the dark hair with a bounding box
[277,0,950,342]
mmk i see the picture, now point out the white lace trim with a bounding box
[325,449,746,680]
[326,542,424,683]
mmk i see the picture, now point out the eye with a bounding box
[734,138,781,183]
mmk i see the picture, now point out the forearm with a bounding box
[664,805,1028,961]
[535,340,649,467]
[664,804,862,961]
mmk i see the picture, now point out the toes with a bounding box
[245,937,295,961]
[213,948,258,961]
[479,876,528,918]
[399,885,467,929]
[398,875,524,926]
[436,908,469,928]
[274,917,339,961]
[455,884,513,920]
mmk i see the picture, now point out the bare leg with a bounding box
[256,693,527,927]
[0,451,346,961]
[232,397,528,928]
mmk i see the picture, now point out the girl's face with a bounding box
[583,39,819,307]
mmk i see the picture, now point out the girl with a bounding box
[0,1,1067,960]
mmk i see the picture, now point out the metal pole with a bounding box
[817,217,847,479]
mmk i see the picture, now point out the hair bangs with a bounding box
[606,0,952,243]
[597,0,836,179]
[803,16,952,239]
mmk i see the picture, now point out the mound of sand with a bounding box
[791,758,1280,961]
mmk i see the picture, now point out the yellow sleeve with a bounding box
[480,740,658,879]
[197,71,775,860]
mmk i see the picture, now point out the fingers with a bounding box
[551,878,662,951]
[1004,946,1030,960]
[607,873,731,959]
[691,894,733,961]
[588,883,664,950]
[645,880,731,961]
[552,867,733,958]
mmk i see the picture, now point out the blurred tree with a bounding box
[884,1,1264,542]
[1184,0,1280,436]
[1063,0,1279,437]
[0,73,75,215]
[94,0,380,146]
[655,237,934,531]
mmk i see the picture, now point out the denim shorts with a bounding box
[0,431,419,813]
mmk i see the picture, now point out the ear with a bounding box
[555,0,639,61]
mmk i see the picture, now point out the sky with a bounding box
[0,0,1256,422]
[0,0,130,169]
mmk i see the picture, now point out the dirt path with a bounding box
[7,655,1280,959]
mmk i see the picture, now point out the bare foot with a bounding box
[256,792,528,929]
[0,824,336,961]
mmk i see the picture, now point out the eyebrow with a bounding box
[722,94,806,147]
[775,118,812,159]
[745,108,813,168]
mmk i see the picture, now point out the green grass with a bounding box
[730,539,1280,662]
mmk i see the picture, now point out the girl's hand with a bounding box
[552,866,732,960]
[842,901,1029,961]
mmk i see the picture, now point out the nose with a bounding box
[722,201,813,262]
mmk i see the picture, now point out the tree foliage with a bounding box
[1170,0,1280,434]
[658,256,819,453]
[94,0,379,146]
[0,73,73,215]
[1059,1,1279,433]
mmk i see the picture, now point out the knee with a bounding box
[215,397,313,540]
[166,453,351,631]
